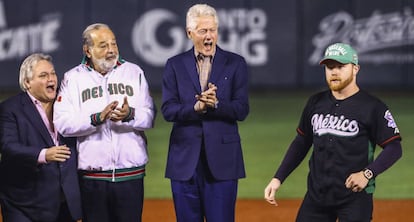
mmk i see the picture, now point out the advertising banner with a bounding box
[0,0,412,91]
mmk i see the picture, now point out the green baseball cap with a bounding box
[319,43,358,65]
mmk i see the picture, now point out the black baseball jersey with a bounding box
[298,90,401,205]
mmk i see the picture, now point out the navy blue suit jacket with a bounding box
[0,92,82,221]
[161,46,249,181]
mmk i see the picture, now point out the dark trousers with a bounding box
[79,178,144,222]
[0,199,75,222]
[171,154,238,222]
[296,191,373,222]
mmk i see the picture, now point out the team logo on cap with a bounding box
[320,43,358,65]
[325,44,348,56]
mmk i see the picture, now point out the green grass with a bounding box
[144,91,414,199]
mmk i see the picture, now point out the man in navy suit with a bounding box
[161,4,249,222]
[0,53,82,222]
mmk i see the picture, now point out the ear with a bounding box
[83,45,91,58]
[24,79,31,90]
[186,29,192,39]
[353,64,360,75]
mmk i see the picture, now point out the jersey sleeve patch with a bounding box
[384,110,400,134]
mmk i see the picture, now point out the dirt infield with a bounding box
[142,199,414,222]
[1,199,413,221]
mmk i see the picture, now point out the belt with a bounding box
[81,166,145,182]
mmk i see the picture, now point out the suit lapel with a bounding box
[20,93,55,146]
[209,47,227,85]
[183,49,203,93]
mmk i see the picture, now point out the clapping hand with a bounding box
[110,96,130,122]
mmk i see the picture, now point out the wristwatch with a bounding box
[363,168,374,180]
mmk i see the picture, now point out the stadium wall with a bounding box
[0,0,413,91]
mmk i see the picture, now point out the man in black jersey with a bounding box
[264,43,402,222]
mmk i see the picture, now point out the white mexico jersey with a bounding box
[54,61,155,171]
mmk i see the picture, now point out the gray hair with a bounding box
[19,53,52,92]
[82,23,111,48]
[186,4,219,31]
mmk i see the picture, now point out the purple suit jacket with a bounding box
[0,92,82,221]
[161,46,249,181]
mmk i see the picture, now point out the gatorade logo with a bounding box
[131,8,268,66]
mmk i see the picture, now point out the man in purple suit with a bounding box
[161,4,250,222]
[0,53,82,222]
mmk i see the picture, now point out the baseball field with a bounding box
[140,199,414,221]
[0,90,413,221]
[142,91,414,221]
